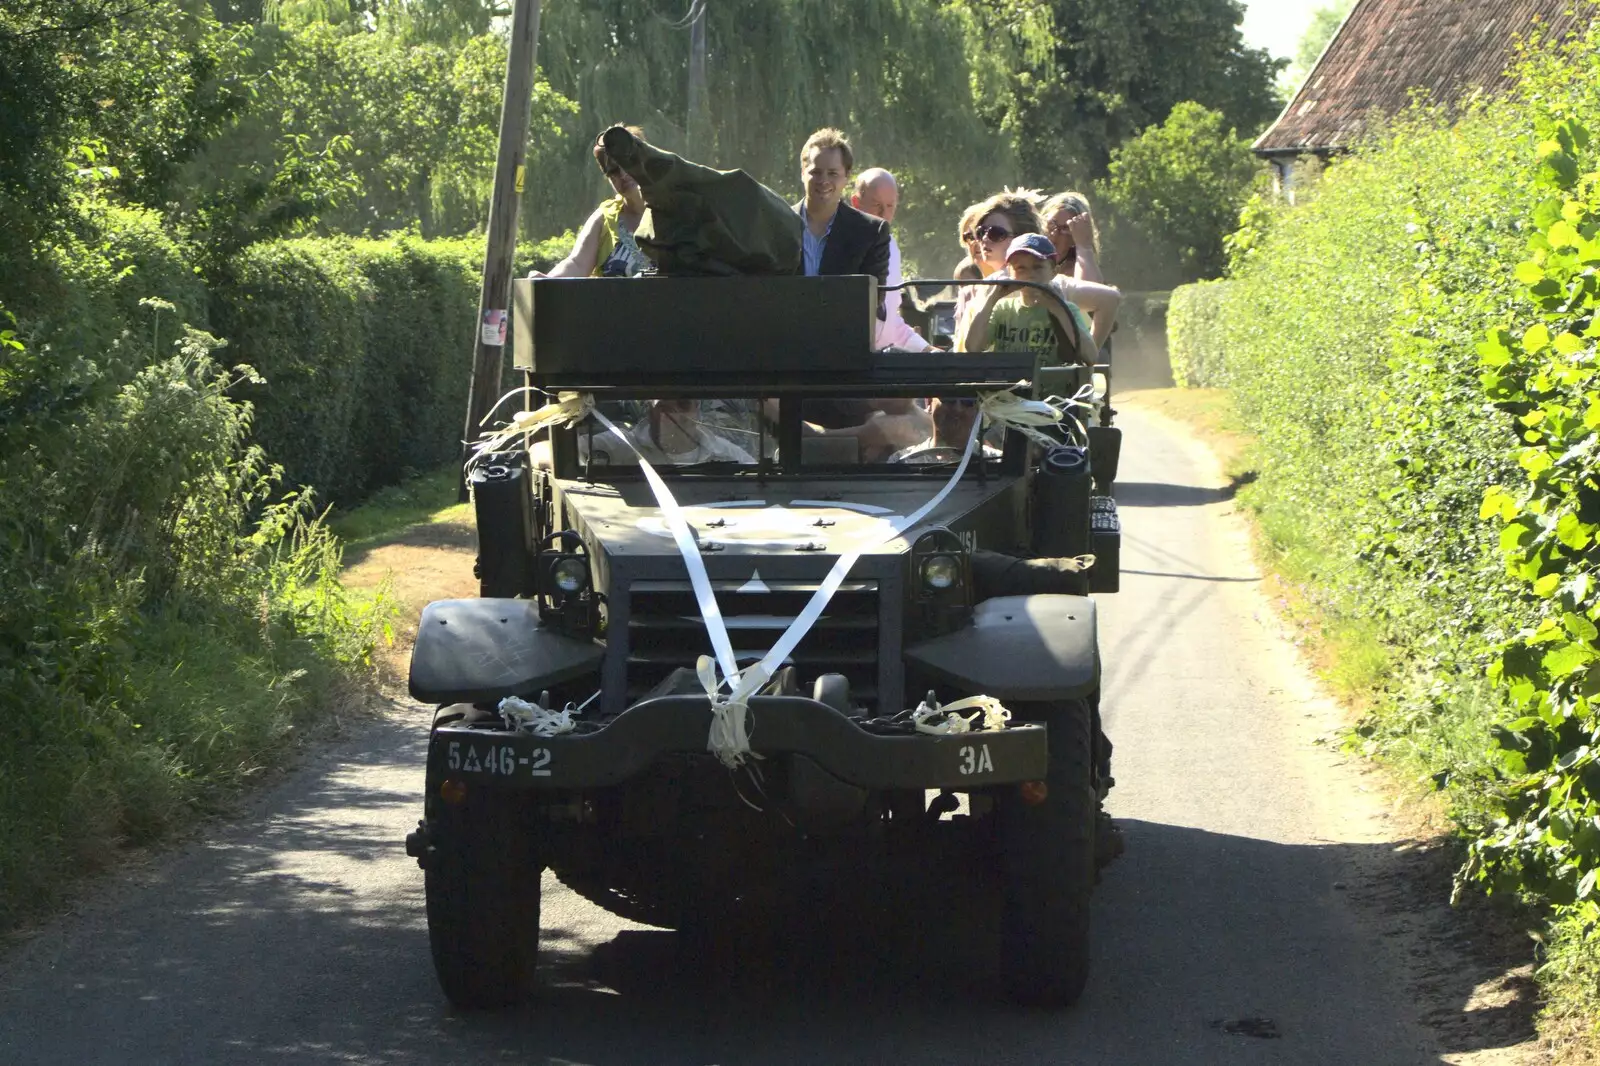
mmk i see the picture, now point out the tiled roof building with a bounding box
[1254,0,1597,160]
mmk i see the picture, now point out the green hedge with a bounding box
[212,231,569,505]
[17,214,570,509]
[1,197,568,927]
[1205,19,1600,1024]
[1167,280,1230,387]
[214,236,479,503]
[1213,99,1534,730]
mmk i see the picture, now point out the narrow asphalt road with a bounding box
[0,405,1481,1064]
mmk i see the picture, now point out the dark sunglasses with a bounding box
[974,224,1013,243]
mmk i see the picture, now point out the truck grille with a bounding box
[623,579,880,708]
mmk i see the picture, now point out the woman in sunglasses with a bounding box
[952,191,1044,327]
[953,189,1120,351]
[533,126,653,279]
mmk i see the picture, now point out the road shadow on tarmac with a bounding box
[0,723,1537,1066]
[1113,473,1258,509]
[502,820,1537,1066]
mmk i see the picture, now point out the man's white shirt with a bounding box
[874,236,931,351]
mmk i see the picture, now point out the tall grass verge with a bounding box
[0,306,389,931]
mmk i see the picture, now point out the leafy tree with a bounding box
[0,0,254,310]
[1094,100,1263,286]
[0,0,87,251]
[536,0,1020,271]
[1282,0,1356,97]
[183,24,576,244]
[236,0,1278,270]
[953,0,1284,188]
[265,0,504,46]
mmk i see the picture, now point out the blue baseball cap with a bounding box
[1005,233,1057,262]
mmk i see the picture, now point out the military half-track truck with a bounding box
[404,274,1122,1011]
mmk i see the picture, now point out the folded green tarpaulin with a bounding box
[600,125,802,277]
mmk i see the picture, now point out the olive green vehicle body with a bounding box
[405,275,1120,1009]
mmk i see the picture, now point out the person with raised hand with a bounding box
[1041,191,1121,348]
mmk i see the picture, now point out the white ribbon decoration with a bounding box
[466,390,592,472]
[468,390,751,762]
[499,694,579,737]
[691,409,988,765]
[583,406,743,680]
[911,694,1014,736]
[984,380,1098,448]
[467,385,1065,769]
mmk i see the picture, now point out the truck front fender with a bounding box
[903,595,1098,702]
[409,598,603,704]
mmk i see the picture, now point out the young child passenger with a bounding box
[956,233,1093,366]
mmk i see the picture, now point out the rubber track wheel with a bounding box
[998,698,1096,1008]
[424,784,541,1010]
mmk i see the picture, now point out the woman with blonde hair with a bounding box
[1037,190,1119,347]
[1041,191,1103,284]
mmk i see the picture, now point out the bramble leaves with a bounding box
[1468,114,1600,908]
[1525,323,1553,354]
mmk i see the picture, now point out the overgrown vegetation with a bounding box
[0,205,569,926]
[1466,101,1600,1032]
[1176,14,1600,1035]
[0,308,390,928]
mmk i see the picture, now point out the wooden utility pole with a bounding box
[686,0,708,156]
[462,0,544,493]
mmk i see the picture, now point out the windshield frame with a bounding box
[546,390,1033,481]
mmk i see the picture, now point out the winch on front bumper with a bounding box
[426,694,1048,792]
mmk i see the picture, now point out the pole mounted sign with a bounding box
[462,0,544,493]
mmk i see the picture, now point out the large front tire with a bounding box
[424,780,542,1010]
[997,697,1096,1007]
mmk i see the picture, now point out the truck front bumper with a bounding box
[427,695,1048,791]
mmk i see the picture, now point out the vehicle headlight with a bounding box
[922,554,960,591]
[551,556,589,594]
